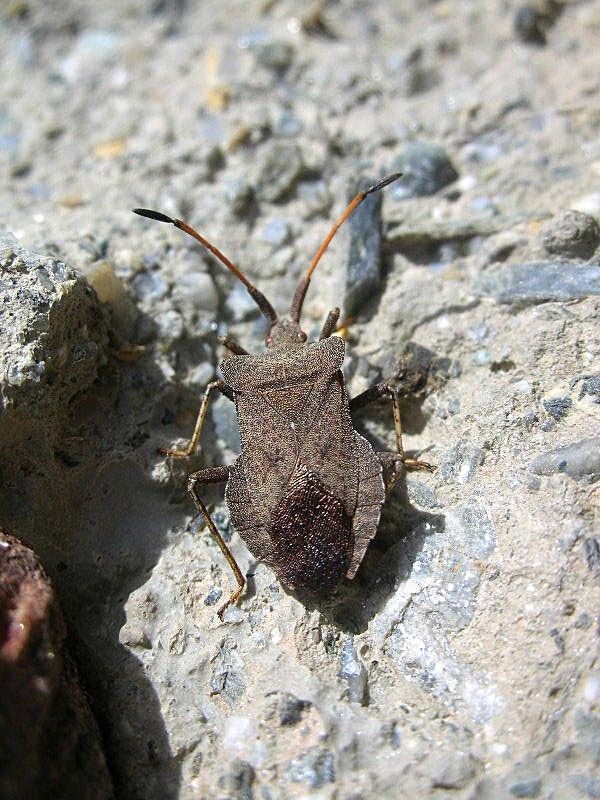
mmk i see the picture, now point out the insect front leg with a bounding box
[188,466,245,618]
[161,379,234,458]
[350,381,434,490]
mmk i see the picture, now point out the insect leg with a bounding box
[161,379,233,458]
[219,334,249,356]
[350,381,435,481]
[187,466,245,618]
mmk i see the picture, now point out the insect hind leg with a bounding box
[188,465,245,618]
[350,381,435,491]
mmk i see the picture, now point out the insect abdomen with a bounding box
[268,465,353,593]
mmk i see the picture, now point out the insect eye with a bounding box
[298,331,307,341]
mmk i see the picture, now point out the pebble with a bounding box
[261,218,291,247]
[344,179,384,317]
[584,538,600,573]
[439,440,486,484]
[575,708,600,762]
[406,477,441,509]
[285,747,335,788]
[225,178,255,217]
[254,142,304,202]
[577,375,600,401]
[210,639,246,705]
[542,396,571,420]
[131,270,169,303]
[217,759,255,800]
[273,110,302,137]
[59,29,122,84]
[569,774,600,799]
[509,778,542,798]
[514,380,533,395]
[172,270,218,314]
[392,141,458,199]
[298,180,331,219]
[226,281,262,321]
[529,437,600,478]
[338,635,368,705]
[514,5,547,45]
[542,211,600,260]
[272,692,310,726]
[428,750,478,790]
[253,40,295,72]
[473,349,491,367]
[204,587,223,606]
[212,395,240,451]
[476,261,600,304]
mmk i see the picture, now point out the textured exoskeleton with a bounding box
[133,173,432,616]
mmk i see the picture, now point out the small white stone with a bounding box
[583,673,600,704]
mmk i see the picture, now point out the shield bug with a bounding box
[133,173,433,617]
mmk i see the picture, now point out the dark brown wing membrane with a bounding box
[267,466,353,593]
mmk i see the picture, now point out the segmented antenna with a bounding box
[289,172,402,324]
[132,208,278,325]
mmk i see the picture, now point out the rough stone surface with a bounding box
[2,3,600,799]
[542,210,600,260]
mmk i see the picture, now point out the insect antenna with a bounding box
[289,172,403,324]
[132,208,278,324]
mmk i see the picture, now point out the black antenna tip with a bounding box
[132,208,175,224]
[365,172,403,195]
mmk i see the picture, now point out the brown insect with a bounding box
[133,173,432,617]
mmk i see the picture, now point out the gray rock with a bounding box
[254,142,304,202]
[225,178,255,217]
[253,40,295,73]
[131,269,169,303]
[344,178,384,317]
[0,239,108,410]
[476,261,600,304]
[210,639,246,705]
[204,587,223,606]
[273,110,302,137]
[577,374,600,401]
[570,773,600,798]
[542,211,600,260]
[226,282,261,322]
[298,180,331,218]
[529,437,600,478]
[285,747,335,788]
[260,218,291,247]
[509,778,542,798]
[406,477,441,509]
[385,214,510,248]
[514,5,547,45]
[428,750,478,789]
[268,692,311,726]
[584,538,600,572]
[574,708,600,762]
[439,439,486,484]
[338,635,368,704]
[217,759,255,800]
[212,393,240,450]
[543,396,571,420]
[392,141,458,199]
